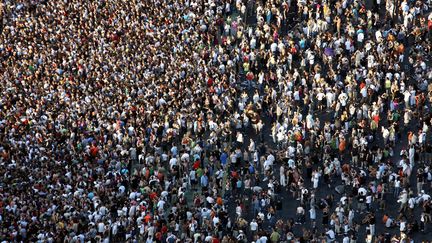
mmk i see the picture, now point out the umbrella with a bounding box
[324,47,335,57]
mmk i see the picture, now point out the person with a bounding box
[309,206,317,229]
[269,228,280,243]
[250,219,258,236]
[368,212,376,236]
[325,227,336,242]
[296,204,305,224]
[398,190,409,213]
[342,233,350,243]
[383,213,396,228]
[323,207,330,226]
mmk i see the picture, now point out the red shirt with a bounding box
[157,172,164,181]
[155,232,162,240]
[373,115,380,124]
[90,146,99,157]
[161,225,168,234]
[246,72,254,81]
[193,160,200,170]
[149,192,157,200]
[207,78,214,86]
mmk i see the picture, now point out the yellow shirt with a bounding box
[323,5,330,17]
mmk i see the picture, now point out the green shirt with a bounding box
[196,167,204,178]
[270,231,280,243]
[392,112,400,121]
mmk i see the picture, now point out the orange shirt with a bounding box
[144,214,152,223]
[339,139,346,152]
[216,197,223,206]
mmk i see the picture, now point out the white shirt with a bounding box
[236,206,242,216]
[270,43,278,52]
[157,200,165,210]
[375,30,382,42]
[212,216,220,226]
[169,158,177,169]
[326,229,335,239]
[408,198,415,209]
[309,208,316,219]
[343,236,350,243]
[97,222,105,233]
[366,195,372,204]
[236,132,244,143]
[400,221,406,232]
[395,180,401,188]
[326,92,334,102]
[345,40,351,50]
[386,217,393,228]
[258,236,268,243]
[250,221,258,231]
[288,159,295,168]
[267,154,275,164]
[357,32,364,42]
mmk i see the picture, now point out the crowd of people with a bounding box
[1,0,432,242]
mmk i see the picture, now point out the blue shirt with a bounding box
[170,146,178,156]
[201,175,209,187]
[299,39,306,49]
[249,165,255,174]
[220,152,228,166]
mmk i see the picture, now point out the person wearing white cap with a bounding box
[250,218,258,233]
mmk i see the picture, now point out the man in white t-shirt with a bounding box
[326,228,335,241]
[250,219,258,233]
[357,31,364,44]
[316,90,325,110]
[257,235,268,243]
[97,221,105,234]
[157,199,165,212]
[212,216,220,227]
